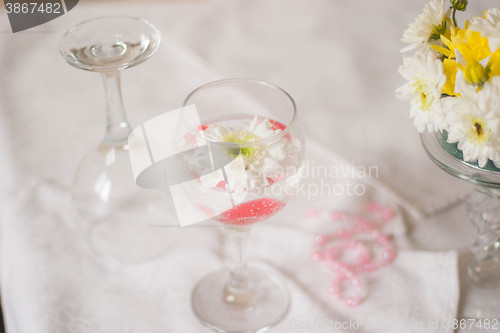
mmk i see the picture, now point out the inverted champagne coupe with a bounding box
[59,17,175,263]
[181,79,305,332]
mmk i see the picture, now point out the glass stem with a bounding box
[102,71,132,143]
[224,225,253,305]
[466,187,500,284]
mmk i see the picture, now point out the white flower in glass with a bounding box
[201,117,297,194]
[468,7,500,53]
[396,46,447,132]
[401,0,447,52]
[444,72,500,167]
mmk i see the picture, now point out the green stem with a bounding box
[452,8,458,27]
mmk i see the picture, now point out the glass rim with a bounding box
[420,130,500,188]
[182,78,298,148]
[59,16,161,72]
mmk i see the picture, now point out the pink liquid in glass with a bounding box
[214,198,285,226]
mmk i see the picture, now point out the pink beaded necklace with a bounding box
[310,202,396,307]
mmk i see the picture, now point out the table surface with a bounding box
[0,0,499,332]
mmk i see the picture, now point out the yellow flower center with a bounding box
[469,117,490,144]
[413,80,433,111]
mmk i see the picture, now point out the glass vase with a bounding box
[421,130,500,285]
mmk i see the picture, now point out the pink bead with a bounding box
[325,249,336,261]
[328,284,340,295]
[376,234,388,244]
[337,228,350,238]
[306,209,319,218]
[314,234,327,245]
[338,264,352,278]
[383,249,395,262]
[364,262,377,272]
[312,252,322,262]
[358,251,370,264]
[352,277,361,286]
[330,211,342,220]
[342,239,353,249]
[345,296,361,307]
[367,202,379,212]
[380,207,394,221]
[356,219,372,231]
[355,217,366,225]
[328,261,339,270]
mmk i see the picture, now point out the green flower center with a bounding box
[222,132,258,160]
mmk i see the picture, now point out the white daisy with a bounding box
[200,117,296,194]
[401,0,447,52]
[444,72,500,167]
[481,76,500,167]
[396,46,447,132]
[468,7,500,53]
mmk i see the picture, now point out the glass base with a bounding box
[467,256,500,287]
[191,265,290,333]
[85,208,176,264]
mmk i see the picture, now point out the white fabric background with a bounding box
[0,0,499,332]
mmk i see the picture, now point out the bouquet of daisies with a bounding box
[396,0,500,167]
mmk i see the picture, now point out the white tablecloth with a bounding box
[0,0,499,332]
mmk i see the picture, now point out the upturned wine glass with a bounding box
[59,17,175,263]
